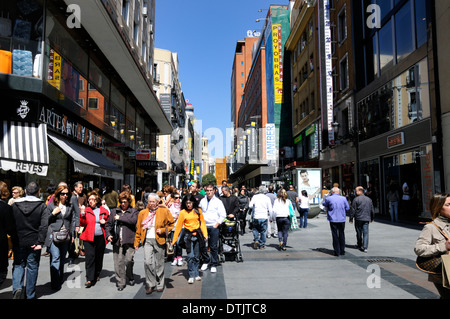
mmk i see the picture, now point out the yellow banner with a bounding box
[48,49,61,90]
[272,24,283,104]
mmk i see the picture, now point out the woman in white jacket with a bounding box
[272,189,291,251]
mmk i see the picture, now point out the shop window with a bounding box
[0,1,44,78]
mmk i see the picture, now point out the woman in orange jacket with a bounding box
[172,194,207,284]
[134,193,174,294]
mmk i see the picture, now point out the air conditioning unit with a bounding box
[142,7,148,16]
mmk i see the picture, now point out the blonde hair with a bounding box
[277,189,288,203]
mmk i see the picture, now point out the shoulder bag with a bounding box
[165,226,174,257]
[53,228,70,243]
[416,222,449,274]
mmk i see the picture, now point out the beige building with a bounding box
[153,48,186,188]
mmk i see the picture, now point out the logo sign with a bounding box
[266,123,276,160]
[17,100,30,119]
[272,24,284,104]
[387,132,405,148]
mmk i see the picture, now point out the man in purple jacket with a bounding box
[322,187,350,256]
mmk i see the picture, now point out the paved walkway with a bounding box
[0,212,440,300]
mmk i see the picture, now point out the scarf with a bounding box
[142,207,158,229]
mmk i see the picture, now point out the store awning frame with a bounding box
[0,121,49,176]
[48,133,123,180]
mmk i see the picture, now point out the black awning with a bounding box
[0,121,49,176]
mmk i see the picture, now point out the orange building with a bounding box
[215,157,228,185]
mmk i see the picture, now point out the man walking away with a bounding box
[249,186,273,250]
[10,182,48,299]
[350,186,374,253]
[322,187,349,257]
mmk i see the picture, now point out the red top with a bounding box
[79,206,109,244]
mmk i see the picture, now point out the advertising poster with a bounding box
[296,168,322,204]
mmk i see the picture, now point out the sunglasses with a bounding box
[60,192,69,196]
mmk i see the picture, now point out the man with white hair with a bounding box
[322,187,349,256]
[134,193,174,294]
[249,186,273,249]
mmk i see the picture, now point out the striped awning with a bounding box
[0,121,49,176]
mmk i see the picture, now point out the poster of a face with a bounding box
[296,168,322,204]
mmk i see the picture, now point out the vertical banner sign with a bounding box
[323,0,334,145]
[272,24,284,104]
[48,49,61,90]
[266,123,276,160]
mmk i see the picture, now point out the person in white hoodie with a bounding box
[198,184,226,273]
[249,186,273,250]
[272,189,291,251]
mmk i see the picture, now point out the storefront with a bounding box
[357,58,436,221]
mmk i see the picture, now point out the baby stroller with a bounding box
[218,217,243,263]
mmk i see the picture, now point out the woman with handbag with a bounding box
[415,193,450,299]
[45,185,77,290]
[272,189,291,251]
[79,191,109,288]
[106,191,138,291]
[172,194,207,284]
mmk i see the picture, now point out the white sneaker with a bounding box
[210,266,217,273]
[188,278,194,284]
[171,259,177,266]
[195,276,201,281]
[200,264,208,271]
[177,258,183,266]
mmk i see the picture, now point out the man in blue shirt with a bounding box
[322,187,349,256]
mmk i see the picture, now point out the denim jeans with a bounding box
[389,201,398,222]
[49,241,70,290]
[252,219,268,248]
[354,220,369,250]
[186,235,200,278]
[299,208,309,228]
[201,226,219,267]
[276,217,290,247]
[12,247,41,299]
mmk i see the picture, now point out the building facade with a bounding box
[352,0,441,220]
[0,0,170,195]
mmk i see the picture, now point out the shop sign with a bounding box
[387,132,405,148]
[266,123,276,160]
[39,105,104,150]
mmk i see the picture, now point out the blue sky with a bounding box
[155,0,287,158]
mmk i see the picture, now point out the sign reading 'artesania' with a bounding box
[272,24,284,104]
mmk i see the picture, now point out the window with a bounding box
[340,55,349,91]
[122,0,130,25]
[338,6,347,44]
[379,20,393,71]
[395,1,414,62]
[88,97,99,109]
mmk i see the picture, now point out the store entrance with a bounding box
[383,149,423,222]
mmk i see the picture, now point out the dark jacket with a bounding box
[45,202,77,247]
[350,194,374,222]
[11,196,48,249]
[238,195,249,211]
[0,199,15,271]
[105,206,139,246]
[220,195,240,217]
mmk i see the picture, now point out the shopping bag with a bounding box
[442,254,450,289]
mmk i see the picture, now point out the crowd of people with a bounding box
[0,178,449,299]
